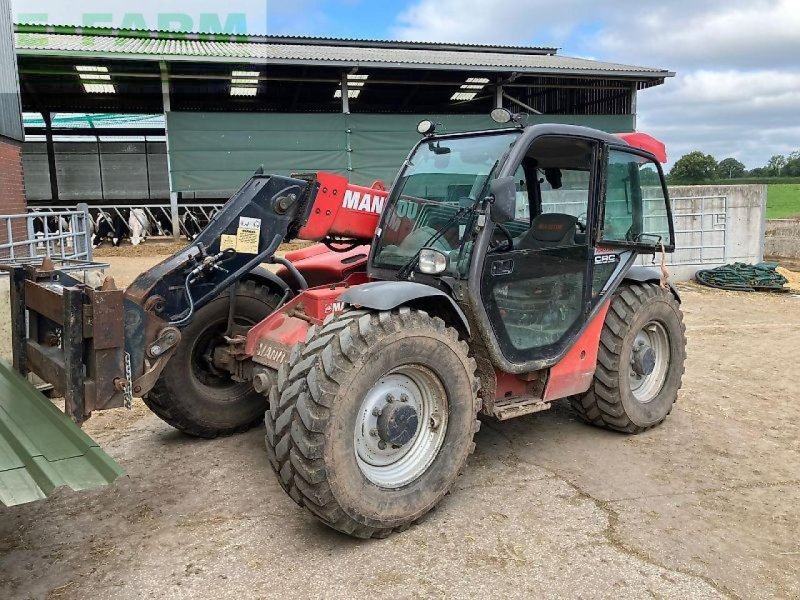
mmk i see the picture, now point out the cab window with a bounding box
[602,150,672,248]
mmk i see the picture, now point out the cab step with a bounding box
[492,396,551,421]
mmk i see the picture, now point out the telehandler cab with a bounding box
[5,110,685,537]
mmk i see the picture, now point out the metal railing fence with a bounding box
[1,205,92,262]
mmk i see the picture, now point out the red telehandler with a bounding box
[5,111,685,537]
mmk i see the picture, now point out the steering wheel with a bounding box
[489,223,514,253]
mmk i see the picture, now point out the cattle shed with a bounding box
[16,23,673,208]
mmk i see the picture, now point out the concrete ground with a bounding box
[1,252,799,600]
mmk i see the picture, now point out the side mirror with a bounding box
[489,176,517,223]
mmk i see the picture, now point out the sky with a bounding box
[13,0,800,169]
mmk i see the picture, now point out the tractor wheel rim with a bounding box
[354,365,448,489]
[629,320,671,403]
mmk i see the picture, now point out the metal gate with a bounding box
[669,195,727,266]
[1,206,92,262]
[31,203,223,240]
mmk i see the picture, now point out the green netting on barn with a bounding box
[165,113,634,194]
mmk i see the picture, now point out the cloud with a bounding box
[638,71,800,164]
[392,0,582,46]
[392,0,800,168]
[594,0,800,71]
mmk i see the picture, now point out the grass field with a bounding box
[766,184,800,219]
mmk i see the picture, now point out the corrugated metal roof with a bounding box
[0,360,125,507]
[14,28,672,78]
[15,23,558,55]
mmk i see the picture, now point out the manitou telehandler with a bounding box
[4,110,685,537]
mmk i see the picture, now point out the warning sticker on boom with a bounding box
[236,227,260,254]
[220,234,238,252]
[239,217,262,230]
[218,217,262,254]
[236,217,261,254]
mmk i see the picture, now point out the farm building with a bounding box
[15,23,674,208]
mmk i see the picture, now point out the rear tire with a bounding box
[570,282,686,434]
[265,308,480,538]
[144,280,280,438]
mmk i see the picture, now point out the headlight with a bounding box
[417,119,436,135]
[418,248,448,275]
[490,108,512,124]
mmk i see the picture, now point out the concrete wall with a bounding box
[526,184,767,281]
[764,219,800,259]
[652,185,767,281]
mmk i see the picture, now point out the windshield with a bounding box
[373,131,520,276]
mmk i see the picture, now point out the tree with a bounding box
[766,154,787,176]
[669,151,718,184]
[785,151,800,177]
[716,157,746,179]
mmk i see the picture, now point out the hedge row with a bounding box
[670,178,800,185]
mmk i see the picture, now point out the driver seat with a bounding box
[515,213,578,250]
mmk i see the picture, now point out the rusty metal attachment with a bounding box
[147,327,180,359]
[1,265,128,425]
[38,257,55,272]
[143,295,166,313]
[101,276,118,291]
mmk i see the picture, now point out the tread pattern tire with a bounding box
[265,307,480,539]
[144,280,280,439]
[570,282,686,434]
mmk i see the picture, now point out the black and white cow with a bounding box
[92,211,128,248]
[152,211,175,237]
[32,215,71,250]
[182,208,219,241]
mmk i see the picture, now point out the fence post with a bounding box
[170,191,180,242]
[26,214,36,259]
[6,218,14,260]
[78,203,91,261]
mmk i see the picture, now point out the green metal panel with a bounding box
[0,360,125,506]
[167,112,349,193]
[346,114,506,185]
[166,112,635,194]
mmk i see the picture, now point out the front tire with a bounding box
[570,282,686,433]
[144,280,281,438]
[265,308,480,538]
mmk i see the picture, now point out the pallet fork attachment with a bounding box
[2,262,131,425]
[0,171,389,427]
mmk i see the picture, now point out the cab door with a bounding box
[590,145,676,301]
[478,135,599,366]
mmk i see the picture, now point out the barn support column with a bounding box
[42,111,59,202]
[630,83,638,130]
[161,61,180,242]
[340,72,350,114]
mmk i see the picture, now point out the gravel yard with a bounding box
[1,254,799,600]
